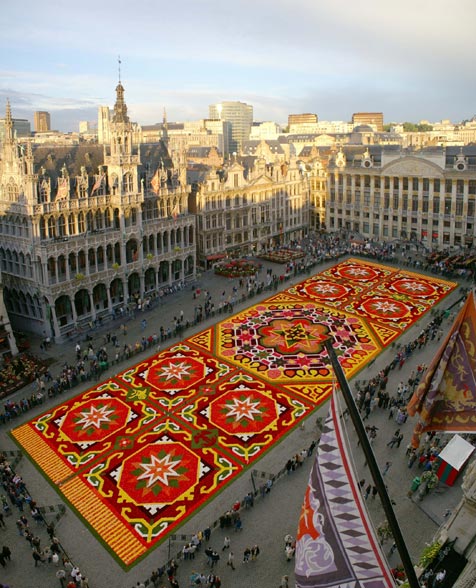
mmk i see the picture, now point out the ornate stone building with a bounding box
[0,83,194,340]
[189,156,324,268]
[326,145,476,250]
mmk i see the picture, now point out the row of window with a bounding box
[329,219,466,245]
[331,175,476,194]
[328,208,473,231]
[330,191,475,216]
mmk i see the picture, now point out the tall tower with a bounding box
[34,111,51,132]
[97,106,111,144]
[0,100,36,202]
[208,101,253,155]
[103,79,141,199]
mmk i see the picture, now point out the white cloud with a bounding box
[1,0,475,129]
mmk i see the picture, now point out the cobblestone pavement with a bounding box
[0,255,469,588]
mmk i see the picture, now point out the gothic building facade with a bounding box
[0,83,194,340]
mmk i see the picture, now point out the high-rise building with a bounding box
[288,113,318,126]
[352,112,384,132]
[34,111,51,132]
[208,101,253,155]
[0,117,30,142]
[97,106,111,144]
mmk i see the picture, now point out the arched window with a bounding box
[123,173,133,193]
[48,217,56,238]
[86,211,94,231]
[95,210,103,230]
[68,214,75,235]
[7,181,18,202]
[78,212,85,233]
[39,180,49,203]
[58,215,66,237]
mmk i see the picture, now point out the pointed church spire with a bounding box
[162,107,169,144]
[112,58,129,124]
[4,99,14,143]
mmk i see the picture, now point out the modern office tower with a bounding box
[0,117,30,142]
[352,112,384,132]
[208,101,253,155]
[34,111,51,132]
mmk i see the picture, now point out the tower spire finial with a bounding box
[118,55,121,83]
[5,99,13,143]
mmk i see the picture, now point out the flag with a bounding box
[150,169,160,194]
[295,394,394,588]
[407,291,476,447]
[56,177,69,200]
[91,173,105,195]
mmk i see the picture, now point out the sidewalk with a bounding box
[0,255,468,588]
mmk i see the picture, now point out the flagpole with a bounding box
[324,339,420,588]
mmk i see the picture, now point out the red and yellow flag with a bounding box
[407,291,476,447]
[150,169,160,194]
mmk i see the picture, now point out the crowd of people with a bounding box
[0,451,89,587]
[0,231,472,587]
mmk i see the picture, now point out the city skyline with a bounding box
[1,0,475,132]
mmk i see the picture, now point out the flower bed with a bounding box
[214,259,262,278]
[258,248,305,264]
[0,353,47,398]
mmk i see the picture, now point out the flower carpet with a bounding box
[213,259,262,278]
[11,259,456,567]
[258,248,305,264]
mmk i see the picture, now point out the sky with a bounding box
[1,0,475,132]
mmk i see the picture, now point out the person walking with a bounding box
[387,430,400,448]
[364,483,372,500]
[32,548,43,567]
[56,568,67,588]
[1,546,11,563]
[382,461,392,477]
[243,547,251,563]
[227,551,235,570]
[222,536,230,551]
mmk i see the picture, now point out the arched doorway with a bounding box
[74,289,91,317]
[110,278,124,308]
[184,255,194,277]
[158,260,169,285]
[128,272,140,299]
[93,283,108,311]
[144,267,156,292]
[55,295,73,327]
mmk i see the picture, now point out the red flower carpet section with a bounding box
[11,259,456,567]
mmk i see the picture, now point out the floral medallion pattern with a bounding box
[12,259,456,567]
